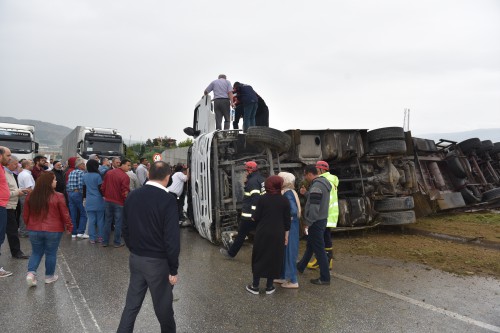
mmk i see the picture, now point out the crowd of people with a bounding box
[0,147,189,284]
[1,140,339,330]
[220,159,339,294]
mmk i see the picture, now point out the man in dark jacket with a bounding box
[297,165,332,285]
[233,82,258,132]
[220,161,265,259]
[51,161,66,194]
[118,161,180,333]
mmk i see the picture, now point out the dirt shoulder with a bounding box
[331,211,500,279]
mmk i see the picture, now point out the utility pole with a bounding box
[403,108,410,131]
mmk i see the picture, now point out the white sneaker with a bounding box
[45,275,59,284]
[26,272,37,287]
[0,267,13,278]
[77,233,89,239]
[71,235,77,239]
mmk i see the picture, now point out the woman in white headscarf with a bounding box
[276,172,301,288]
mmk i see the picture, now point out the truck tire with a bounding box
[374,196,414,212]
[413,138,437,153]
[367,127,405,143]
[492,142,500,155]
[481,188,500,202]
[480,140,494,152]
[413,138,428,152]
[246,127,291,153]
[458,138,481,155]
[369,139,406,155]
[378,211,416,225]
[460,186,481,204]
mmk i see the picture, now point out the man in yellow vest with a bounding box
[302,160,339,270]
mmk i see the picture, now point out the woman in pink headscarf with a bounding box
[245,175,291,295]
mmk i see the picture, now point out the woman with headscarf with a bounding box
[246,175,291,295]
[83,159,105,244]
[23,172,73,287]
[275,172,301,288]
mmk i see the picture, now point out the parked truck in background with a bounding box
[0,122,39,160]
[62,126,124,163]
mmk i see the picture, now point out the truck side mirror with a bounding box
[184,127,195,136]
[34,142,39,153]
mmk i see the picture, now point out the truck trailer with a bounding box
[0,122,39,160]
[62,126,124,163]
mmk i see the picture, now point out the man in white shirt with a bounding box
[136,158,149,186]
[18,160,35,190]
[17,159,35,237]
[166,164,189,224]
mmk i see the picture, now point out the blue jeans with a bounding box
[68,191,87,235]
[27,231,63,276]
[243,102,258,132]
[104,201,123,246]
[87,210,105,241]
[0,207,6,249]
[297,219,330,282]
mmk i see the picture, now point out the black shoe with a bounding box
[13,252,29,259]
[310,278,330,285]
[296,263,304,274]
[246,285,259,295]
[265,286,276,295]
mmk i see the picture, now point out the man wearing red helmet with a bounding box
[302,161,339,271]
[220,161,265,258]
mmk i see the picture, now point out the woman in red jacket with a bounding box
[23,172,73,287]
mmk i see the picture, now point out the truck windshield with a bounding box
[84,140,122,154]
[0,140,32,153]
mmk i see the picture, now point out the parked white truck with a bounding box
[0,122,39,160]
[62,126,124,163]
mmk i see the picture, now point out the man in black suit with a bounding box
[117,161,180,333]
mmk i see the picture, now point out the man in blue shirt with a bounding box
[233,82,258,132]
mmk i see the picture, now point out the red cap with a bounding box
[245,161,258,172]
[316,160,329,171]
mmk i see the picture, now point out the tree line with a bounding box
[125,136,192,162]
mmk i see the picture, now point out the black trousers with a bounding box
[228,218,255,257]
[6,209,21,256]
[117,253,175,333]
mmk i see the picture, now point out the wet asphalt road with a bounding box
[1,227,499,333]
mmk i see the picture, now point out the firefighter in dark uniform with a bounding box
[220,161,265,258]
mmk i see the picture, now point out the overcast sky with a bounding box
[1,0,499,143]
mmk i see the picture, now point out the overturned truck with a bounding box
[184,96,500,244]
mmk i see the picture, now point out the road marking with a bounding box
[333,273,500,333]
[58,251,102,333]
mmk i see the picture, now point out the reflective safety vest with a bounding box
[320,172,339,228]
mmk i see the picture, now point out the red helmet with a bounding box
[316,160,329,171]
[245,161,258,172]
